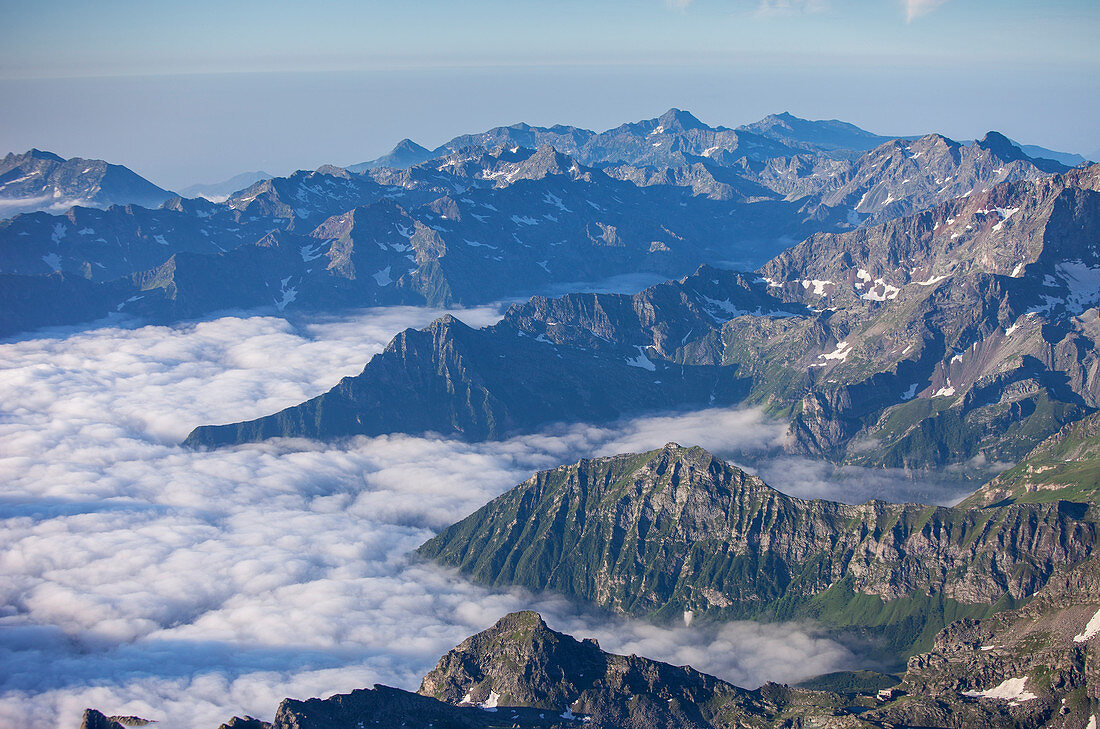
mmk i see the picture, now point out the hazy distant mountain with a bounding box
[736,111,896,157]
[351,109,891,171]
[0,115,1076,340]
[0,149,174,217]
[1010,140,1086,167]
[347,139,434,172]
[178,170,273,201]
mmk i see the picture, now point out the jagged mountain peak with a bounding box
[977,130,1019,155]
[20,148,66,163]
[391,138,429,154]
[416,607,772,723]
[655,107,709,131]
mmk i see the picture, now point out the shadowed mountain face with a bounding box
[185,165,1100,478]
[418,444,1096,657]
[0,149,174,216]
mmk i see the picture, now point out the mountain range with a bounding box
[185,162,1100,481]
[1,111,1079,338]
[27,109,1100,729]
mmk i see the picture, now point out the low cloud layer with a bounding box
[0,307,948,728]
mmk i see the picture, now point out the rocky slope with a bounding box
[0,149,174,216]
[961,410,1100,508]
[419,444,1096,657]
[864,554,1100,728]
[783,131,1068,225]
[0,195,282,283]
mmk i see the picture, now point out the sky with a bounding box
[1,0,1098,188]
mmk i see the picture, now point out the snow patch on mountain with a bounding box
[625,346,657,371]
[372,266,393,287]
[1074,606,1100,643]
[962,677,1037,705]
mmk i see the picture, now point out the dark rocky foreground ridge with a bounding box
[419,444,1097,658]
[82,598,1100,729]
[185,163,1100,477]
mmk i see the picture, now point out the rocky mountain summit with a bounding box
[419,444,1097,657]
[0,149,174,216]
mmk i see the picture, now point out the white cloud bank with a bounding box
[0,307,948,728]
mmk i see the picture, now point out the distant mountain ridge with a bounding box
[353,109,1085,174]
[178,170,273,202]
[0,149,174,216]
[0,112,1077,340]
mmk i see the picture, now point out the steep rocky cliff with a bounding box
[419,445,1097,657]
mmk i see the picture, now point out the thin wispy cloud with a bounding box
[904,0,951,21]
[756,0,829,16]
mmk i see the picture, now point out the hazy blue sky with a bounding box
[1,0,1097,188]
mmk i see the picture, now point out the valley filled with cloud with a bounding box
[0,307,966,728]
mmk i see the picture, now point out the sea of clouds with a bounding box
[0,305,972,728]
